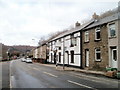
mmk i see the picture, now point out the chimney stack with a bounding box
[75,21,81,27]
[92,12,99,20]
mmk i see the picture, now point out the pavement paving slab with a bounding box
[2,61,10,88]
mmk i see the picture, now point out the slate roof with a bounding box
[84,12,120,30]
[48,8,120,42]
[49,19,94,42]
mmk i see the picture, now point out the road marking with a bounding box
[67,80,97,90]
[43,72,58,78]
[69,74,109,84]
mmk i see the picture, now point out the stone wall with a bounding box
[82,24,109,70]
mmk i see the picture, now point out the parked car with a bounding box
[26,58,32,63]
[21,58,26,62]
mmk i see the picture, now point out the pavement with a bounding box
[34,63,109,78]
[1,61,10,89]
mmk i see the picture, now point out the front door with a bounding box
[111,48,117,68]
[54,52,56,64]
[85,49,89,67]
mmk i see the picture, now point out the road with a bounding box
[9,59,119,89]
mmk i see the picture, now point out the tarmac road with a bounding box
[10,59,119,89]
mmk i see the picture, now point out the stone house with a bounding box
[82,11,120,71]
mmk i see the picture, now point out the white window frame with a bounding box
[85,31,89,42]
[112,48,117,61]
[95,27,101,40]
[95,48,101,61]
[71,34,77,46]
[109,23,116,37]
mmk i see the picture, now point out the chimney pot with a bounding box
[75,21,81,27]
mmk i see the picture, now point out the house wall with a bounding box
[82,24,109,70]
[118,19,120,71]
[107,20,118,68]
[48,42,55,63]
[2,45,8,60]
[41,45,47,60]
[118,1,120,71]
[64,32,81,67]
[48,31,81,67]
[34,48,38,58]
[33,49,35,58]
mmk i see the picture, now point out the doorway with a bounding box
[85,49,89,67]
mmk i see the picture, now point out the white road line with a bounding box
[43,72,58,78]
[67,80,97,90]
[70,74,108,84]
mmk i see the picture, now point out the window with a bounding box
[95,48,101,61]
[111,47,117,61]
[58,47,61,50]
[71,51,74,63]
[71,34,77,47]
[95,28,101,40]
[59,52,61,62]
[85,31,89,42]
[109,23,116,37]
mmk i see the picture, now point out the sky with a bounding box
[0,0,119,46]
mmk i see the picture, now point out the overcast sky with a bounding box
[0,0,119,46]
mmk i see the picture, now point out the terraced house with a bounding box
[48,20,94,68]
[32,7,119,71]
[82,9,120,71]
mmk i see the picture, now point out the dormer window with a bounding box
[95,27,101,40]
